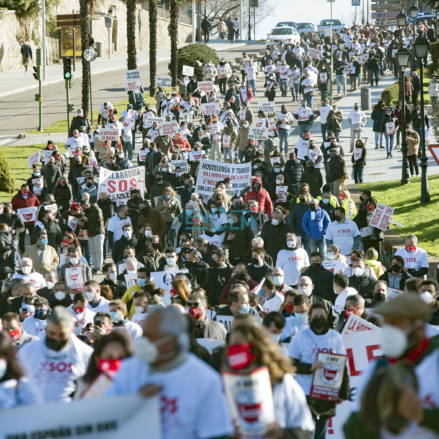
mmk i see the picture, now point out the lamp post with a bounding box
[413,34,431,204]
[410,5,418,40]
[396,47,410,186]
[396,12,406,113]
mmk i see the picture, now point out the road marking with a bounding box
[0,138,13,146]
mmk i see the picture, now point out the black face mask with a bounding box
[310,204,317,211]
[253,184,261,192]
[307,166,315,173]
[235,273,246,281]
[334,215,341,222]
[391,264,402,273]
[299,198,306,204]
[311,317,327,330]
[151,242,160,250]
[373,292,386,303]
[45,336,69,352]
[23,296,34,304]
[141,206,150,215]
[252,257,260,265]
[311,262,321,271]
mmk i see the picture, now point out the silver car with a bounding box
[318,19,344,37]
[297,23,316,39]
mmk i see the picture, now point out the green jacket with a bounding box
[156,196,182,222]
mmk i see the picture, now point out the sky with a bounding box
[255,0,358,39]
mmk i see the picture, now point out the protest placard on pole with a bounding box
[41,150,53,164]
[156,76,172,87]
[369,203,394,231]
[17,207,37,223]
[97,166,145,205]
[201,102,221,115]
[158,121,179,136]
[182,65,194,76]
[125,80,140,92]
[196,160,252,200]
[126,69,140,81]
[257,101,276,113]
[170,159,189,173]
[99,129,119,142]
[248,126,268,140]
[198,81,214,91]
[341,313,380,336]
[28,151,40,168]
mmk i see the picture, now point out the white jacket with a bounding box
[429,81,439,98]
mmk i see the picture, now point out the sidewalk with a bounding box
[0,38,251,99]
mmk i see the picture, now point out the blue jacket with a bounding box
[302,207,330,240]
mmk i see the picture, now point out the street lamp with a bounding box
[410,5,418,42]
[397,12,407,125]
[396,47,410,186]
[413,35,431,204]
[397,11,406,27]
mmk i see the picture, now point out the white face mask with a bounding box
[134,306,145,314]
[109,272,117,281]
[55,291,65,301]
[380,324,412,359]
[144,230,152,237]
[353,267,364,277]
[46,281,55,290]
[287,241,296,249]
[268,333,281,344]
[134,335,173,363]
[271,219,279,226]
[86,292,95,302]
[70,258,79,265]
[126,269,137,274]
[298,285,312,297]
[21,266,31,275]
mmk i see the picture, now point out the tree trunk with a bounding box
[148,0,157,97]
[169,0,179,86]
[127,0,137,70]
[80,0,90,117]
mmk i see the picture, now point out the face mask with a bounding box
[274,168,281,174]
[9,328,21,342]
[0,359,6,380]
[326,251,334,260]
[295,312,308,322]
[271,219,279,226]
[124,231,132,239]
[253,184,261,192]
[227,344,256,369]
[85,292,95,302]
[97,358,122,378]
[45,336,69,352]
[55,291,65,301]
[273,276,283,286]
[109,272,117,281]
[287,241,296,249]
[334,215,341,222]
[269,333,281,344]
[74,306,86,314]
[345,309,355,318]
[110,311,121,324]
[380,324,415,359]
[134,306,145,314]
[35,308,47,318]
[321,197,330,205]
[374,292,386,303]
[70,258,79,265]
[309,204,317,211]
[137,278,146,288]
[167,258,176,266]
[188,307,204,320]
[134,335,173,363]
[126,269,136,274]
[239,303,250,315]
[298,285,312,297]
[406,245,417,252]
[41,238,48,246]
[391,264,402,273]
[282,304,293,316]
[354,106,359,110]
[339,194,346,201]
[311,262,321,271]
[353,267,364,277]
[311,317,327,330]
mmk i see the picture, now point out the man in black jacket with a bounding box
[7,283,41,321]
[20,41,33,73]
[101,263,127,299]
[68,156,89,201]
[40,157,62,193]
[201,17,212,43]
[137,235,164,272]
[247,247,272,283]
[112,224,138,264]
[31,210,63,249]
[202,250,233,306]
[302,252,334,303]
[260,209,293,262]
[348,258,375,301]
[327,147,347,196]
[0,223,16,275]
[284,151,303,190]
[0,203,25,239]
[185,249,209,286]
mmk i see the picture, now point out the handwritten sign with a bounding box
[198,81,214,92]
[170,159,189,173]
[322,260,342,274]
[257,101,275,113]
[182,65,194,76]
[99,129,119,141]
[341,313,379,336]
[201,102,221,115]
[42,150,54,164]
[156,76,172,87]
[158,121,179,136]
[28,151,40,169]
[369,203,394,231]
[248,127,268,140]
[126,69,140,81]
[125,80,140,92]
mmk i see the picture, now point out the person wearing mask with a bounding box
[156,187,182,232]
[202,250,233,306]
[40,157,62,194]
[300,158,323,198]
[326,105,343,143]
[351,139,367,184]
[371,100,386,150]
[347,103,367,153]
[348,258,375,302]
[53,177,72,214]
[319,188,336,222]
[276,105,294,155]
[394,234,429,279]
[294,101,314,136]
[406,123,420,178]
[289,303,350,437]
[85,280,111,314]
[107,205,132,249]
[302,199,330,258]
[280,294,310,341]
[334,53,348,96]
[344,295,439,439]
[66,292,96,328]
[12,257,46,289]
[380,106,398,158]
[137,200,166,242]
[247,247,273,283]
[97,101,114,125]
[22,230,59,276]
[100,263,127,300]
[21,296,50,337]
[216,287,260,318]
[327,148,348,197]
[332,272,358,314]
[67,156,89,201]
[59,247,92,284]
[367,52,380,86]
[378,255,408,290]
[224,211,254,266]
[137,235,163,272]
[244,177,273,217]
[2,312,39,349]
[289,189,311,253]
[109,300,143,339]
[219,263,259,304]
[284,151,303,191]
[235,120,250,162]
[302,251,334,302]
[353,197,383,256]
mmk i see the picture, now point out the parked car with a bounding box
[266,26,300,49]
[407,14,436,25]
[297,22,316,38]
[317,19,344,37]
[276,21,299,29]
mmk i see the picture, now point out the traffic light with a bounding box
[33,65,42,81]
[63,57,72,80]
[322,44,332,65]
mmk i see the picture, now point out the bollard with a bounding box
[361,87,371,111]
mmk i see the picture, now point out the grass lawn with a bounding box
[0,144,46,202]
[359,174,439,257]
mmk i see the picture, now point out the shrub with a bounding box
[381,82,400,106]
[170,44,220,81]
[0,150,14,194]
[429,42,439,73]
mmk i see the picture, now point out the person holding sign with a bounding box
[222,120,237,161]
[217,57,231,96]
[380,107,398,158]
[351,139,367,184]
[347,103,367,153]
[276,105,294,155]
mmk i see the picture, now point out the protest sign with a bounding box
[198,81,214,91]
[196,160,252,200]
[44,204,58,216]
[124,273,138,289]
[98,166,145,204]
[126,69,140,81]
[144,116,164,125]
[170,159,189,173]
[201,102,221,115]
[125,80,140,92]
[223,366,275,436]
[341,313,380,336]
[388,287,404,299]
[65,266,85,292]
[151,269,189,306]
[182,65,194,76]
[257,101,276,113]
[270,156,281,166]
[31,177,44,195]
[216,315,235,332]
[117,263,126,275]
[67,215,79,232]
[17,207,37,223]
[310,353,347,401]
[42,150,54,164]
[196,339,226,354]
[320,72,328,83]
[189,150,203,161]
[99,129,119,142]
[322,260,342,274]
[309,48,323,59]
[369,203,394,231]
[156,76,172,87]
[248,126,268,140]
[0,394,160,439]
[28,151,40,168]
[275,186,288,203]
[138,151,147,162]
[158,121,179,136]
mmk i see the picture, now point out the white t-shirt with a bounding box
[131,312,148,327]
[18,334,93,402]
[325,219,361,256]
[394,247,429,273]
[276,248,310,286]
[99,102,114,119]
[277,112,293,130]
[288,327,346,395]
[67,305,96,328]
[111,320,143,339]
[262,291,285,314]
[343,265,377,280]
[22,316,47,337]
[199,233,224,249]
[107,215,133,243]
[319,105,332,123]
[106,354,234,439]
[280,316,310,340]
[87,296,111,314]
[334,287,358,314]
[295,139,310,161]
[12,272,47,289]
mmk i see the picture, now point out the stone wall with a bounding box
[0,1,192,73]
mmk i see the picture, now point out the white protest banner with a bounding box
[156,76,172,87]
[65,266,85,292]
[124,273,138,289]
[388,287,404,299]
[126,68,140,81]
[196,160,252,200]
[0,394,161,439]
[201,102,221,115]
[171,159,189,173]
[145,116,165,125]
[369,203,394,231]
[198,81,214,91]
[42,150,54,164]
[158,121,179,136]
[32,177,44,195]
[125,80,140,92]
[310,353,347,401]
[99,129,119,142]
[17,207,37,223]
[308,48,323,59]
[322,260,342,274]
[275,186,288,203]
[138,151,147,162]
[248,126,268,140]
[257,101,276,113]
[44,204,58,216]
[28,151,40,168]
[98,166,145,204]
[197,338,226,354]
[223,366,275,436]
[270,156,281,166]
[182,65,194,76]
[320,72,328,83]
[216,315,235,332]
[151,269,189,306]
[341,313,380,336]
[189,150,203,161]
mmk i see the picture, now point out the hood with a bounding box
[251,177,263,191]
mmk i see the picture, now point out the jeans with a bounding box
[321,123,327,141]
[385,134,394,153]
[321,90,327,100]
[79,240,92,265]
[248,79,256,95]
[334,130,340,143]
[369,68,379,86]
[374,132,384,145]
[238,150,245,162]
[336,74,346,94]
[279,128,290,155]
[89,233,105,270]
[408,154,419,176]
[309,238,326,259]
[312,413,330,439]
[171,109,180,123]
[290,84,299,97]
[219,78,228,94]
[353,166,364,183]
[305,94,314,108]
[210,142,222,161]
[280,80,288,96]
[299,124,311,136]
[350,129,361,152]
[223,148,233,160]
[123,141,133,160]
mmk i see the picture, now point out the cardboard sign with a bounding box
[99,129,119,141]
[156,76,172,87]
[65,266,85,292]
[310,353,347,401]
[198,81,214,91]
[215,315,235,332]
[388,287,404,299]
[158,121,179,136]
[248,127,268,140]
[182,65,194,76]
[170,159,189,174]
[222,367,275,436]
[322,259,342,274]
[124,273,138,289]
[385,122,395,135]
[125,80,140,92]
[341,313,380,336]
[308,48,323,59]
[369,203,394,231]
[270,156,281,166]
[42,150,54,164]
[257,101,275,113]
[189,150,203,161]
[28,151,40,169]
[275,185,288,203]
[126,69,140,81]
[97,166,145,205]
[150,269,189,306]
[17,207,37,223]
[201,102,221,115]
[138,151,147,162]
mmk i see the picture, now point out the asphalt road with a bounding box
[0,43,263,137]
